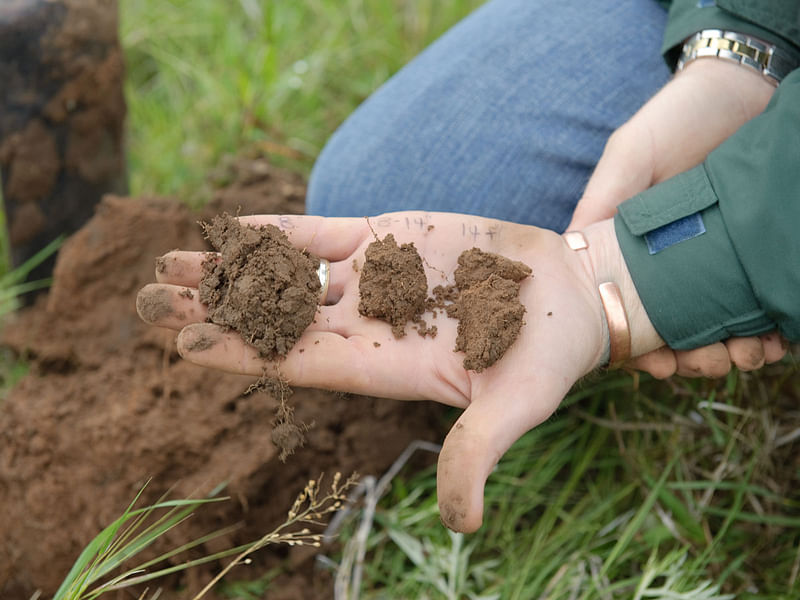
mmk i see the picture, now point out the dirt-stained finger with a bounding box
[725,337,765,372]
[155,250,213,286]
[176,323,469,407]
[761,333,788,364]
[136,283,208,330]
[238,215,371,261]
[625,347,677,379]
[436,375,566,533]
[675,343,731,378]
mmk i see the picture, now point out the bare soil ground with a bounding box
[0,160,447,599]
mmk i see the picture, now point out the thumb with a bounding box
[436,381,565,533]
[567,121,653,231]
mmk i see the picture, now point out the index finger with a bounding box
[155,250,210,286]
[238,214,371,260]
[154,214,372,286]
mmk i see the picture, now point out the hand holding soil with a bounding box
[137,211,664,533]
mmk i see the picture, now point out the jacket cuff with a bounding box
[662,0,800,69]
[614,165,774,350]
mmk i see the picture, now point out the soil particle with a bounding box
[178,288,194,300]
[358,233,429,338]
[445,248,532,373]
[156,256,168,273]
[135,285,174,323]
[198,214,320,361]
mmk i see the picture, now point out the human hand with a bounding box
[567,58,783,377]
[137,212,663,532]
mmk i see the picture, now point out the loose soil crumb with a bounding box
[178,288,194,300]
[271,401,312,462]
[155,256,167,273]
[246,375,312,462]
[199,214,320,361]
[444,248,532,372]
[358,233,430,338]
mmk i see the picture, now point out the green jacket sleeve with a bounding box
[662,0,800,68]
[614,69,800,350]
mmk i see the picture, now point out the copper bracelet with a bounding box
[564,231,631,369]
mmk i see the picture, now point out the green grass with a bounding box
[332,370,800,598]
[121,0,484,202]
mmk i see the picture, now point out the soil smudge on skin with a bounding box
[135,286,174,323]
[199,214,320,361]
[182,330,217,353]
[444,248,532,372]
[358,233,430,338]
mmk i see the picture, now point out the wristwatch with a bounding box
[677,29,800,86]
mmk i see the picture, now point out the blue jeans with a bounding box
[307,0,670,232]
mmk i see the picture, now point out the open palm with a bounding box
[137,211,608,532]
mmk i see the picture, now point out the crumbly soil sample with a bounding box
[445,248,532,372]
[358,233,429,338]
[454,248,532,289]
[199,214,320,361]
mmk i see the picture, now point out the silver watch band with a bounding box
[677,29,799,86]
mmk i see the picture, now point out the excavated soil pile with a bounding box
[199,214,320,360]
[0,0,126,280]
[443,248,532,372]
[0,160,446,600]
[358,233,431,338]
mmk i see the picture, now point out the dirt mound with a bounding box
[0,160,446,599]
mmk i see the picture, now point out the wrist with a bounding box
[576,219,664,364]
[675,57,774,120]
[677,29,799,89]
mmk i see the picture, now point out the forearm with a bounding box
[612,69,800,350]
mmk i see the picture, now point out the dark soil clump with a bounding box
[199,214,320,361]
[358,233,429,338]
[445,248,532,372]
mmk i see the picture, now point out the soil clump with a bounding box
[0,159,446,599]
[443,248,532,372]
[199,214,320,360]
[358,233,431,338]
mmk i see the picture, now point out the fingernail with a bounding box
[136,285,174,323]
